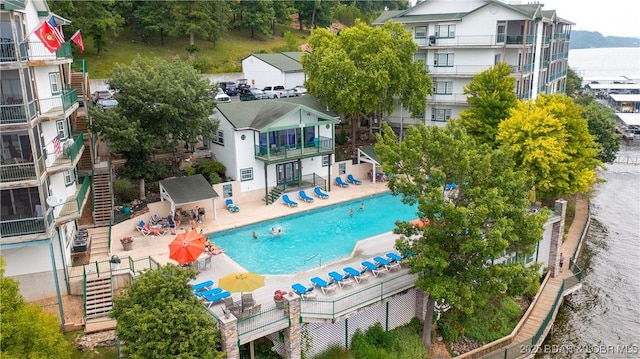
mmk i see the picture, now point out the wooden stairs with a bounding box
[93,167,113,226]
[84,275,116,333]
[90,227,110,261]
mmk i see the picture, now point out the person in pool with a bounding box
[252,231,258,239]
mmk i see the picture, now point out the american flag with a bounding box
[52,135,62,155]
[47,16,65,44]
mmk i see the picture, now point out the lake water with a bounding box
[568,47,640,81]
[540,47,640,357]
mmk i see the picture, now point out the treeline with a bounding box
[569,30,640,49]
[48,0,409,55]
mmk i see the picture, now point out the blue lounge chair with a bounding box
[344,266,370,283]
[225,199,240,213]
[202,291,231,308]
[194,287,223,298]
[361,260,388,277]
[328,271,355,288]
[191,280,214,292]
[282,194,298,207]
[291,283,318,299]
[313,186,329,199]
[444,182,457,190]
[386,252,403,264]
[310,276,337,294]
[335,177,349,188]
[347,174,362,185]
[374,256,400,271]
[298,190,314,203]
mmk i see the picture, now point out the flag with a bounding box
[52,135,62,155]
[33,21,61,53]
[70,30,84,53]
[47,16,65,44]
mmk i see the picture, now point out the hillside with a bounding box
[569,30,640,49]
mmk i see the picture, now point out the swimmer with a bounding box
[252,231,258,239]
[349,209,354,217]
[359,202,365,211]
[277,229,282,236]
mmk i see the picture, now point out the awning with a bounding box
[159,174,220,219]
[357,146,385,184]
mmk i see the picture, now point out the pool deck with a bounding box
[109,179,409,317]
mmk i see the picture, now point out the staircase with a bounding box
[70,71,90,107]
[90,227,110,261]
[93,167,113,226]
[266,187,284,205]
[84,275,116,333]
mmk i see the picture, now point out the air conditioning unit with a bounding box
[429,35,436,46]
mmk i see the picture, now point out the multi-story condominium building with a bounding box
[1,0,91,312]
[373,0,572,128]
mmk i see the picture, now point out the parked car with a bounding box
[293,85,308,96]
[262,85,286,98]
[214,88,231,103]
[219,82,239,96]
[91,90,112,104]
[95,98,118,110]
[236,78,251,91]
[279,89,298,98]
[240,88,268,101]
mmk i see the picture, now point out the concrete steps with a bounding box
[93,168,113,226]
[90,227,110,259]
[85,318,116,334]
[85,276,113,322]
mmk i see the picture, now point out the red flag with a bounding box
[70,30,84,53]
[33,21,61,53]
[52,135,62,155]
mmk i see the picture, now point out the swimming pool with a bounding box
[207,192,418,274]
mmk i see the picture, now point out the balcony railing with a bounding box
[0,40,27,62]
[428,93,469,104]
[549,70,567,81]
[505,35,536,45]
[0,155,44,183]
[255,136,333,162]
[0,100,37,125]
[553,33,571,41]
[66,132,84,163]
[55,176,91,225]
[0,40,72,62]
[0,208,54,239]
[551,52,569,61]
[37,89,78,118]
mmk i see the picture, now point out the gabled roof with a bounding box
[246,53,304,72]
[159,174,219,206]
[214,96,339,131]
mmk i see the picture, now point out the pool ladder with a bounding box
[304,253,322,267]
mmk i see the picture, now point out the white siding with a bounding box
[242,56,285,90]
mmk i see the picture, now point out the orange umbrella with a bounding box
[168,230,206,265]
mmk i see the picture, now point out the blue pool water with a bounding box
[207,192,418,274]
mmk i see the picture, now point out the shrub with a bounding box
[314,345,356,359]
[209,171,222,184]
[191,58,212,73]
[337,129,348,145]
[350,325,392,359]
[197,159,226,182]
[185,167,196,176]
[114,179,138,203]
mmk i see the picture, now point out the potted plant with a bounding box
[273,289,287,309]
[120,236,134,251]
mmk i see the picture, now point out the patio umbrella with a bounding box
[168,230,206,265]
[218,272,265,308]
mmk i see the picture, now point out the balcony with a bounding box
[0,155,45,184]
[551,52,569,61]
[505,35,536,45]
[0,40,72,63]
[0,208,54,240]
[37,89,78,121]
[55,176,91,226]
[428,93,469,105]
[47,132,84,173]
[549,70,568,81]
[0,100,37,125]
[430,64,494,77]
[255,136,333,164]
[553,33,571,41]
[0,39,27,63]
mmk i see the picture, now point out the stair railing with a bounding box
[107,222,112,255]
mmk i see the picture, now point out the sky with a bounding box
[539,0,640,38]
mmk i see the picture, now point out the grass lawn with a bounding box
[80,25,310,79]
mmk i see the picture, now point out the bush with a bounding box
[185,167,196,176]
[337,129,348,145]
[208,171,222,184]
[197,159,226,183]
[314,345,356,359]
[191,58,212,73]
[114,179,138,203]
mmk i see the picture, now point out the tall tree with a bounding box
[73,1,124,54]
[578,96,620,163]
[293,0,335,30]
[234,0,277,38]
[172,1,226,59]
[132,0,176,45]
[457,62,517,147]
[375,122,547,349]
[90,56,216,199]
[0,258,72,359]
[497,94,602,201]
[302,20,431,154]
[112,265,224,358]
[565,66,583,97]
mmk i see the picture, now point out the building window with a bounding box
[434,81,453,94]
[49,72,61,94]
[240,168,253,181]
[432,109,452,122]
[322,155,330,167]
[414,53,428,70]
[64,169,74,186]
[435,25,455,38]
[414,26,427,39]
[213,129,224,146]
[56,120,66,139]
[339,163,346,175]
[222,183,232,198]
[434,53,454,67]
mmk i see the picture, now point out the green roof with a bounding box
[250,53,304,72]
[159,174,219,206]
[215,96,339,131]
[1,0,26,10]
[375,12,467,24]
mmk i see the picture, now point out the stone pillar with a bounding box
[283,292,302,359]
[218,313,240,359]
[549,199,567,278]
[415,288,428,323]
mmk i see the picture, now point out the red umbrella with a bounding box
[168,230,206,265]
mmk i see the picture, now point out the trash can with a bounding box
[110,255,121,270]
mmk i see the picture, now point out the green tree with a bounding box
[58,0,124,54]
[375,122,546,349]
[111,265,224,358]
[457,62,517,147]
[132,0,176,45]
[234,0,277,38]
[565,67,583,97]
[293,0,336,31]
[578,97,620,163]
[302,20,431,154]
[90,56,216,200]
[172,1,229,59]
[497,94,602,201]
[0,258,72,359]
